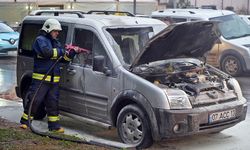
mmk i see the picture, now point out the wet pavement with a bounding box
[0,99,134,149]
[0,56,16,93]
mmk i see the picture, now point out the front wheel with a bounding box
[221,55,242,76]
[117,104,153,149]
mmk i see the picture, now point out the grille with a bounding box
[192,98,237,108]
[199,117,240,130]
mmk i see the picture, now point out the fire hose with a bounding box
[26,45,122,149]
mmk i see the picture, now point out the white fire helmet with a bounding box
[42,18,62,33]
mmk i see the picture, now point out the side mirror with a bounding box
[93,55,111,76]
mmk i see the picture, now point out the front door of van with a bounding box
[82,33,114,123]
[60,26,113,123]
[59,63,86,116]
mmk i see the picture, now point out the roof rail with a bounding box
[87,10,134,17]
[188,11,195,14]
[171,10,196,14]
[30,10,85,18]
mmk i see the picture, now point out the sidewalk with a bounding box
[0,98,133,149]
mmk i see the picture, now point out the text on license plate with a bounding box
[209,109,236,123]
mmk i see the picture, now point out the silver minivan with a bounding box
[16,12,247,148]
[151,9,250,76]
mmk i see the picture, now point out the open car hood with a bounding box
[131,21,220,68]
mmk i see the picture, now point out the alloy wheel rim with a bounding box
[225,57,238,74]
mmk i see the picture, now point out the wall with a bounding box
[0,1,159,26]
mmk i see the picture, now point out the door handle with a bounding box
[67,68,76,75]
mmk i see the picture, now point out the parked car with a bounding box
[0,20,19,55]
[151,9,250,76]
[16,11,247,148]
[239,15,250,25]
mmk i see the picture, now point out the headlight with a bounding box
[227,78,245,101]
[165,89,192,110]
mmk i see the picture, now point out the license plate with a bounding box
[209,109,236,123]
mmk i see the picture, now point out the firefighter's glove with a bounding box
[65,44,89,54]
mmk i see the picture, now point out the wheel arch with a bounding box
[219,49,247,72]
[110,90,161,141]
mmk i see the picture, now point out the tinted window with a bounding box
[171,18,187,23]
[190,19,202,21]
[19,23,68,56]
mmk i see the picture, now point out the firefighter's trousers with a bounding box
[20,79,61,130]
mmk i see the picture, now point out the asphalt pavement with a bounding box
[0,98,250,150]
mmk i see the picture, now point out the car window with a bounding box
[19,23,67,56]
[0,22,14,33]
[152,16,187,24]
[72,28,113,72]
[106,27,153,65]
[190,18,202,21]
[210,14,250,39]
[171,17,187,23]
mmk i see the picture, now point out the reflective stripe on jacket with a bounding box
[32,31,75,82]
[32,73,60,83]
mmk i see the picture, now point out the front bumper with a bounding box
[155,100,247,139]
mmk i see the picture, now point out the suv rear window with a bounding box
[19,23,68,56]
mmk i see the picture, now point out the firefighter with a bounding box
[20,18,78,133]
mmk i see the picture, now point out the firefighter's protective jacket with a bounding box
[32,31,75,83]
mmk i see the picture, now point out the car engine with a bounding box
[132,59,229,97]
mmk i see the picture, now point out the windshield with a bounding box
[106,25,166,66]
[210,14,250,39]
[0,22,14,33]
[106,27,154,65]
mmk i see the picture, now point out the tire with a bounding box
[21,84,29,108]
[221,55,242,76]
[117,104,153,149]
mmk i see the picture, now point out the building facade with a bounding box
[0,0,166,26]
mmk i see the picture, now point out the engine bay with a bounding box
[132,59,230,96]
